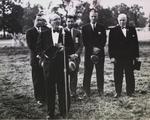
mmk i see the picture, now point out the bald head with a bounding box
[49,14,61,22]
[117,13,127,28]
[49,13,61,29]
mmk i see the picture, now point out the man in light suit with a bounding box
[65,15,83,99]
[26,13,47,105]
[82,9,106,98]
[108,13,139,98]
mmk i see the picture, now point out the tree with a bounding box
[0,0,12,38]
[129,4,147,27]
[98,8,116,27]
[80,2,115,28]
[111,3,130,25]
[111,3,147,27]
[0,0,24,38]
[7,4,24,33]
[21,3,39,33]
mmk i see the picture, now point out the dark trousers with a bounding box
[70,71,78,96]
[70,58,80,96]
[43,53,70,117]
[114,58,135,95]
[83,55,105,94]
[31,64,45,102]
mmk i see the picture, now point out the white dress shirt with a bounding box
[51,28,59,45]
[90,23,96,31]
[121,27,126,37]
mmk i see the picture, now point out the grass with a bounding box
[0,41,150,119]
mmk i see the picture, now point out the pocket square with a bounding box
[98,32,101,35]
[132,35,136,37]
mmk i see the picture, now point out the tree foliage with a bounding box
[7,4,24,33]
[111,3,147,27]
[0,0,148,38]
[0,0,24,37]
[21,3,39,33]
[49,1,147,28]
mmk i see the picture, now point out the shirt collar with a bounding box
[120,25,126,29]
[90,22,97,26]
[52,28,60,33]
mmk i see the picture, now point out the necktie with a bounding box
[92,24,96,31]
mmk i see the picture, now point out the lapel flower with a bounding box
[132,34,135,37]
[98,32,101,35]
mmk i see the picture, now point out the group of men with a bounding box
[26,9,139,119]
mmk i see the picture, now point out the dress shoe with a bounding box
[59,113,67,119]
[71,94,83,101]
[127,93,135,97]
[84,92,90,97]
[76,96,83,100]
[71,93,77,99]
[80,92,90,100]
[114,93,121,98]
[37,101,43,105]
[98,91,104,97]
[46,115,55,120]
[71,94,78,101]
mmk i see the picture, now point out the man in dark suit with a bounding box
[108,13,139,98]
[26,13,47,105]
[65,15,83,99]
[82,9,106,97]
[36,14,71,119]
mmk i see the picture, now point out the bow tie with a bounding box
[121,26,126,29]
[53,29,60,33]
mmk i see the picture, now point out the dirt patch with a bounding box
[0,42,150,119]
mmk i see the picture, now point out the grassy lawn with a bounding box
[0,41,150,119]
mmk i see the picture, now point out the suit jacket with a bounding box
[108,25,139,59]
[71,28,83,57]
[26,27,40,65]
[82,23,106,57]
[36,27,75,60]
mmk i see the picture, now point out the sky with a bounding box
[22,0,150,17]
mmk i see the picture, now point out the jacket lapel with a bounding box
[118,26,126,38]
[71,28,74,39]
[88,24,93,32]
[126,26,130,39]
[58,29,63,44]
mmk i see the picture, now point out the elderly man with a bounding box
[26,13,47,105]
[82,9,106,98]
[108,13,139,98]
[36,13,71,119]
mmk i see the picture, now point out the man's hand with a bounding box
[36,55,41,59]
[55,43,64,51]
[36,55,45,67]
[93,47,101,54]
[39,59,44,67]
[70,54,78,60]
[110,58,116,63]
